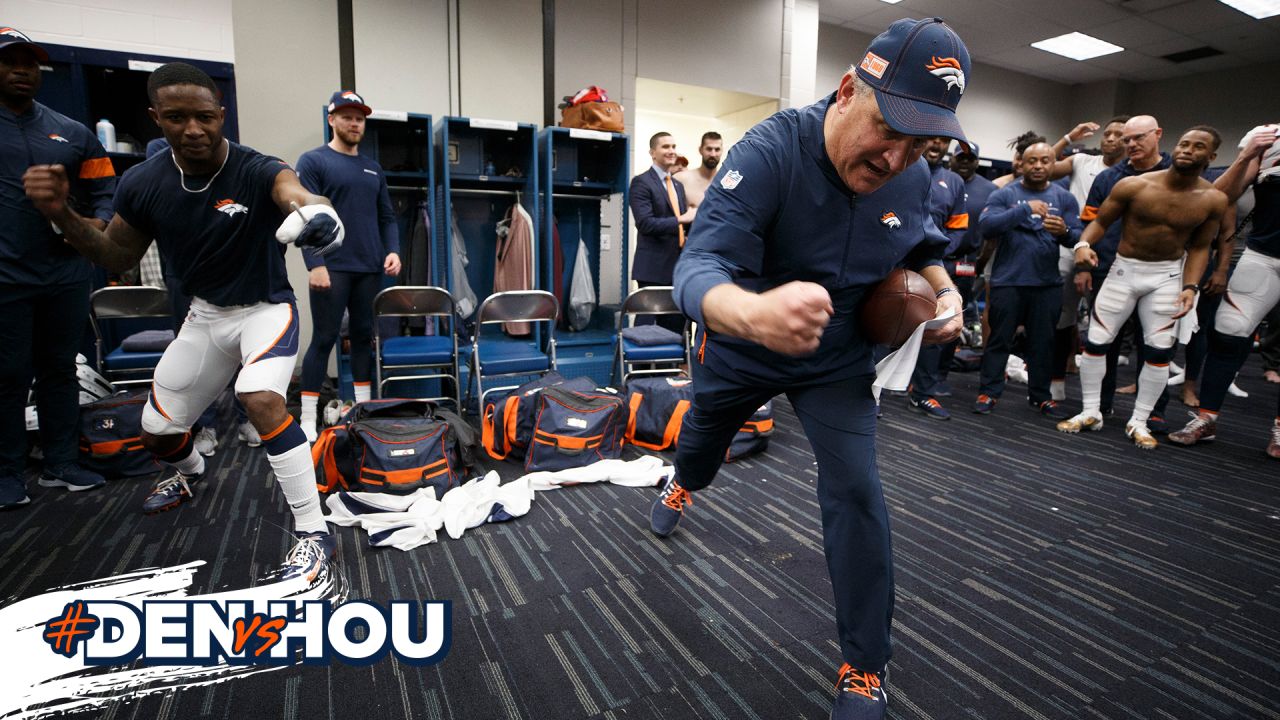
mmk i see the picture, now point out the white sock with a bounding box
[1078,352,1106,414]
[354,382,372,403]
[1050,379,1066,402]
[267,443,328,534]
[172,444,206,476]
[300,393,319,440]
[1131,361,1169,424]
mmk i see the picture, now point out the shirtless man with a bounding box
[679,131,722,208]
[1057,126,1228,449]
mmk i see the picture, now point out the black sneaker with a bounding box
[650,476,692,538]
[38,463,105,492]
[0,474,30,510]
[1033,400,1071,420]
[908,395,951,420]
[831,663,887,719]
[282,531,338,583]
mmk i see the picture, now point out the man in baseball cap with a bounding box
[652,17,972,720]
[326,90,371,116]
[0,26,49,63]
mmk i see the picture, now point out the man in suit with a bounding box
[630,132,695,330]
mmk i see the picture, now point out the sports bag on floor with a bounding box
[78,389,154,478]
[526,387,627,472]
[725,401,773,462]
[481,372,596,462]
[314,399,477,497]
[624,376,693,451]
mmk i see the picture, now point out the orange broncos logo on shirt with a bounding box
[214,198,248,216]
[880,211,901,230]
[925,56,966,94]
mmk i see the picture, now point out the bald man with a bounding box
[1059,126,1227,449]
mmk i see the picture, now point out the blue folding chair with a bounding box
[469,290,558,408]
[373,286,461,408]
[613,286,690,385]
[89,286,171,388]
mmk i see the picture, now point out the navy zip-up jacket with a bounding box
[979,181,1081,287]
[927,162,969,257]
[1081,152,1171,274]
[959,173,996,257]
[1,101,115,285]
[672,92,948,385]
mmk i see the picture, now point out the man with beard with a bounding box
[295,91,401,441]
[680,131,723,208]
[907,135,968,418]
[1058,126,1228,450]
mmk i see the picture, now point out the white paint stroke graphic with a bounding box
[0,561,342,720]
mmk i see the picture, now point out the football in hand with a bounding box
[859,269,937,347]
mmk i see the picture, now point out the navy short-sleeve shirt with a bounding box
[115,142,293,306]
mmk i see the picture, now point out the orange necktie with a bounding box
[664,174,685,248]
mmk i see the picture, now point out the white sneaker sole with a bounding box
[38,477,104,492]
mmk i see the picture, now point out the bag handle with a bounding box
[625,393,690,451]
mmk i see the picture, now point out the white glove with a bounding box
[276,203,345,256]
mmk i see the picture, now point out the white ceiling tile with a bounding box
[983,45,1080,69]
[1035,63,1121,84]
[1145,0,1260,33]
[1085,50,1174,73]
[1102,0,1193,12]
[1084,16,1190,47]
[1188,21,1280,55]
[990,0,1134,26]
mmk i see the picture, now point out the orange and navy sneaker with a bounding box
[831,663,887,719]
[649,476,692,538]
[972,394,996,414]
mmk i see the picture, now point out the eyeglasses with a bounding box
[1121,129,1157,145]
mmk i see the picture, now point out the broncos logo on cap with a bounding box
[1,27,30,40]
[925,57,965,94]
[214,198,248,216]
[340,91,363,103]
[880,211,901,230]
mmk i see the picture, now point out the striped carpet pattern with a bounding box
[2,361,1278,720]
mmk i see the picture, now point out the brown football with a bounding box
[859,268,937,347]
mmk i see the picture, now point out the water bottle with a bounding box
[95,118,116,152]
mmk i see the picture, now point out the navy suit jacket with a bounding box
[629,167,687,284]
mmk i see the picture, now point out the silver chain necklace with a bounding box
[171,139,230,193]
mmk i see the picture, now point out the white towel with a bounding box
[872,308,959,401]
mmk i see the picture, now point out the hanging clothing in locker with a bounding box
[494,202,535,336]
[451,213,478,319]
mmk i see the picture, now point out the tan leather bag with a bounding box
[561,101,624,133]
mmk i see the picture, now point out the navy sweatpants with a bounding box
[302,270,380,392]
[0,282,89,473]
[675,357,892,672]
[979,285,1061,404]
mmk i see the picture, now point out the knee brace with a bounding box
[1142,343,1175,365]
[1083,339,1112,356]
[1207,329,1253,358]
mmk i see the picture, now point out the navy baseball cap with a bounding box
[327,90,372,116]
[0,26,49,62]
[954,141,979,157]
[854,18,970,148]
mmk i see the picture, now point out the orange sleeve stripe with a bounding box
[260,417,293,442]
[945,213,969,229]
[301,391,320,398]
[1080,206,1098,221]
[78,157,116,179]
